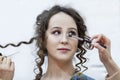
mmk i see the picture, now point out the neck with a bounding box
[44,56,75,80]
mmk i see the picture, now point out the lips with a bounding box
[57,48,71,53]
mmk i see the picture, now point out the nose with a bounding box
[60,34,68,44]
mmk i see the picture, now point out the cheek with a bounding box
[46,35,59,49]
[47,35,59,43]
[71,40,78,50]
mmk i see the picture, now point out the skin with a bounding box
[0,56,14,80]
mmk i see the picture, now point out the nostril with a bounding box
[60,37,68,44]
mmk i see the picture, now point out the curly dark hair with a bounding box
[35,5,88,80]
[0,5,88,80]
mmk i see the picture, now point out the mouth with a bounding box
[57,48,71,53]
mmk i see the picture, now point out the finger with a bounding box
[0,56,4,64]
[91,34,110,47]
[91,34,108,43]
[10,62,15,71]
[94,43,106,53]
[90,34,99,40]
[2,57,7,64]
[0,56,4,61]
[6,58,12,66]
[91,34,103,42]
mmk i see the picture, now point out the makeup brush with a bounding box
[69,34,106,49]
[0,52,19,57]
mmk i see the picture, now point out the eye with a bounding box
[68,31,77,37]
[52,30,61,36]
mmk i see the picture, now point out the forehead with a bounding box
[48,12,77,29]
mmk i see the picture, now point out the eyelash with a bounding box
[52,30,77,36]
[69,31,77,36]
[52,30,61,35]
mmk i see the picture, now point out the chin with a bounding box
[56,56,72,62]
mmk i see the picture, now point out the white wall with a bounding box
[0,0,120,80]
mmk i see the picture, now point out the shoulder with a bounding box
[71,73,95,80]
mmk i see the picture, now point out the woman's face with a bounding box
[46,12,78,62]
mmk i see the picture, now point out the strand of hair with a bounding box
[0,37,36,48]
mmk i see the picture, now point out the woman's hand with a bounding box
[91,34,120,76]
[91,34,111,63]
[0,56,15,80]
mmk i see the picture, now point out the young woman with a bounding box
[0,5,120,80]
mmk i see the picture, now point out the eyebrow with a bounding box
[50,27,61,30]
[69,28,78,32]
[50,26,78,31]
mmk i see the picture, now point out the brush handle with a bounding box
[98,42,107,48]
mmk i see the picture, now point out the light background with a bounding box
[0,0,120,80]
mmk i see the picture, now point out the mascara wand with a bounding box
[69,34,106,49]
